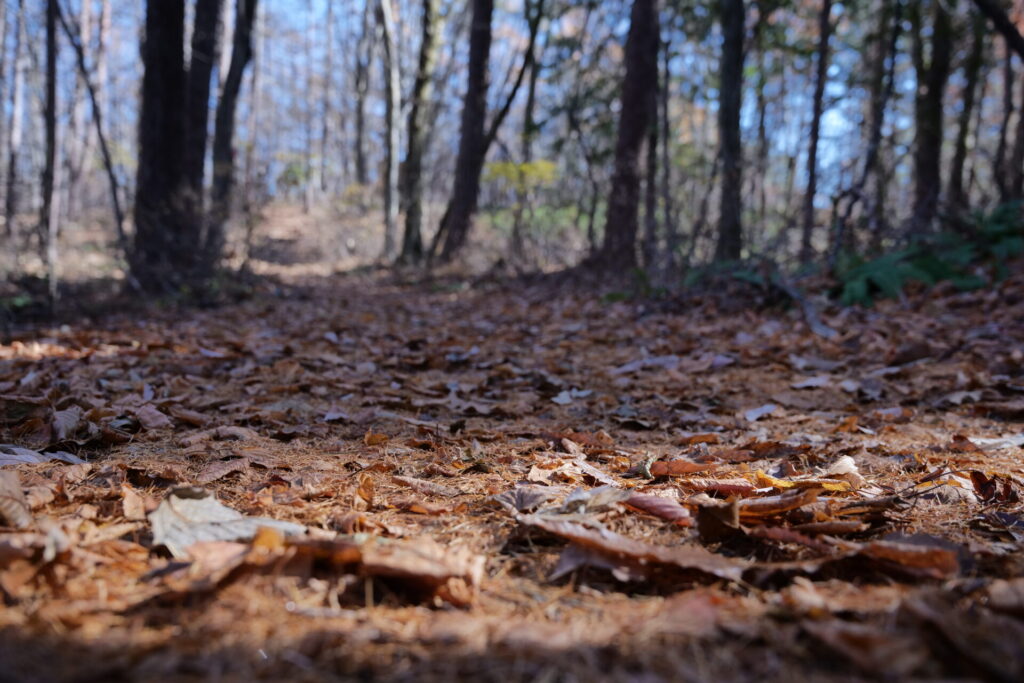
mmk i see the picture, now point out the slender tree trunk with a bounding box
[434,0,543,261]
[909,0,952,236]
[642,82,658,268]
[949,11,986,212]
[996,49,1013,201]
[64,0,92,219]
[716,0,745,261]
[660,29,678,269]
[131,0,191,292]
[434,0,495,261]
[303,0,315,212]
[354,0,373,187]
[208,0,258,267]
[592,0,658,271]
[4,0,26,251]
[0,0,9,221]
[511,7,544,264]
[800,0,832,263]
[320,0,334,195]
[55,0,128,256]
[399,0,441,265]
[41,0,58,239]
[183,0,223,208]
[242,2,263,267]
[379,0,401,260]
[40,0,60,305]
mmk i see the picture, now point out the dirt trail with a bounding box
[2,271,1024,681]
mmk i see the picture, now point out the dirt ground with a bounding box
[2,254,1024,681]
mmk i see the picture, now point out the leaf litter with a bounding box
[1,271,1024,680]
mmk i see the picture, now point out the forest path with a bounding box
[2,270,1024,681]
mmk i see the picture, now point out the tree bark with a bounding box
[908,0,952,237]
[589,0,659,271]
[996,49,1013,202]
[399,0,441,265]
[131,0,191,292]
[949,11,987,212]
[354,0,373,187]
[434,0,543,261]
[379,0,401,260]
[434,0,494,261]
[183,0,223,204]
[4,0,26,249]
[41,0,60,304]
[320,0,334,194]
[207,0,258,268]
[715,0,745,262]
[65,0,92,218]
[800,0,832,263]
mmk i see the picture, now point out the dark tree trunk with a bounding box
[949,11,986,212]
[378,0,401,261]
[4,0,25,247]
[131,0,190,292]
[642,81,659,269]
[908,0,952,236]
[715,0,745,262]
[800,0,832,263]
[399,0,441,265]
[207,0,258,267]
[593,0,659,272]
[354,1,373,187]
[41,0,59,303]
[434,0,543,261]
[183,0,223,203]
[996,49,1013,202]
[435,0,494,262]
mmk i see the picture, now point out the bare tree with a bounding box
[399,0,441,265]
[131,0,191,292]
[908,0,952,236]
[716,0,745,261]
[183,0,224,205]
[354,0,374,187]
[41,0,60,303]
[207,0,259,266]
[800,0,832,263]
[4,0,26,250]
[320,0,334,194]
[379,0,401,260]
[65,0,92,218]
[949,11,987,212]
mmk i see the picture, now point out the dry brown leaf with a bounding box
[392,475,461,498]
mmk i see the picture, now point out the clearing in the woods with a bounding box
[2,269,1024,682]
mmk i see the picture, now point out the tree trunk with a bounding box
[799,0,832,263]
[303,1,315,212]
[908,0,952,237]
[434,0,494,261]
[65,0,92,218]
[660,28,678,269]
[0,0,9,222]
[591,0,658,271]
[41,0,59,304]
[433,0,541,261]
[55,0,128,257]
[131,0,191,292]
[320,0,334,194]
[642,81,659,269]
[4,0,26,250]
[949,11,986,212]
[399,0,441,265]
[208,0,258,268]
[996,49,1013,202]
[379,0,401,261]
[354,0,373,187]
[715,0,745,262]
[183,0,223,205]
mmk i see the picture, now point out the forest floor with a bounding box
[2,262,1024,682]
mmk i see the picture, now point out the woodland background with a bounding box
[0,0,1023,305]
